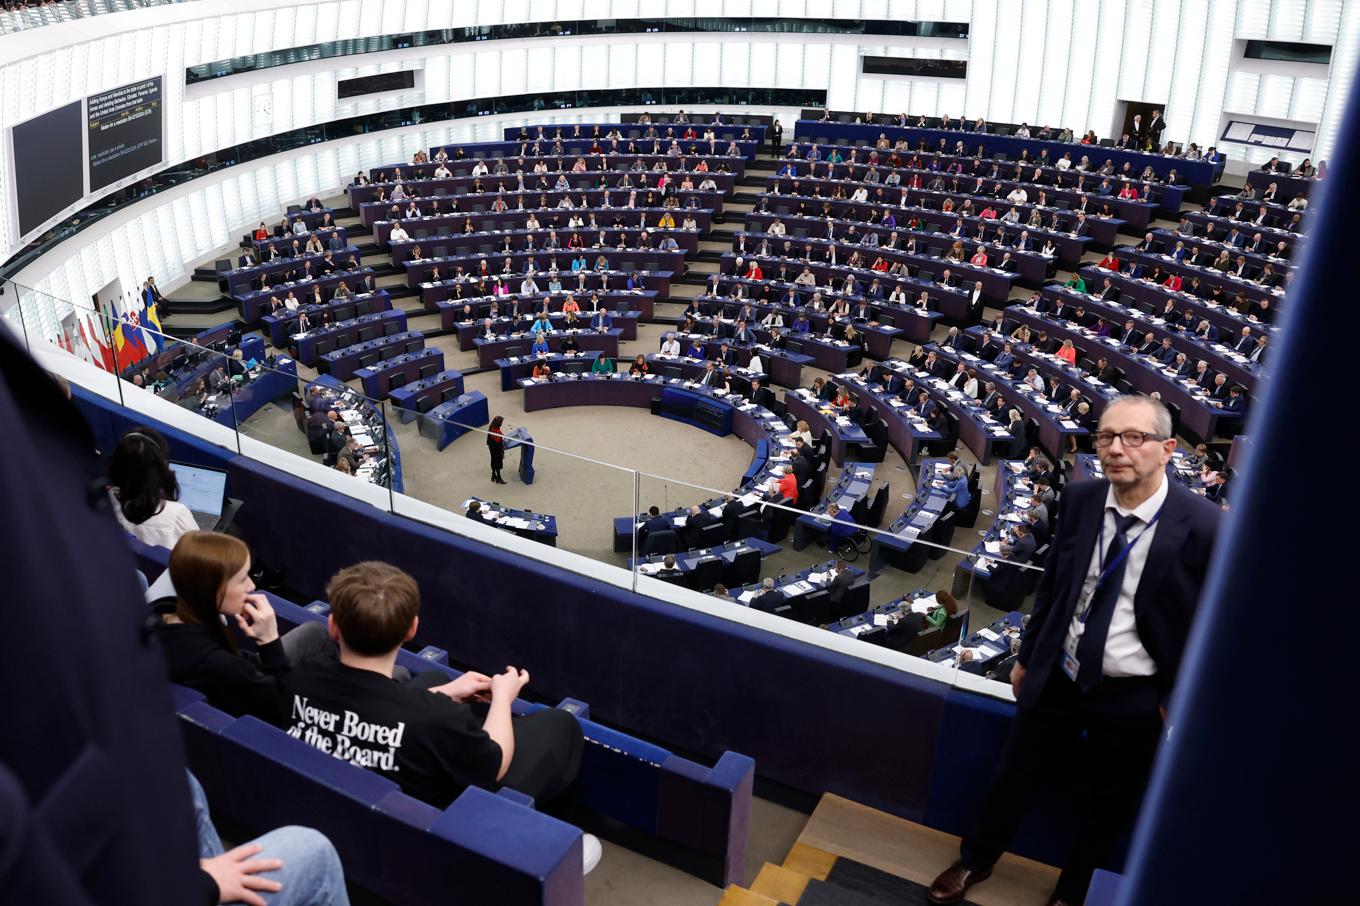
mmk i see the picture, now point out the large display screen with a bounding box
[87,76,163,192]
[13,101,85,236]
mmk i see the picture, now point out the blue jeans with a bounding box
[188,772,350,906]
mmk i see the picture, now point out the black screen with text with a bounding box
[87,76,163,192]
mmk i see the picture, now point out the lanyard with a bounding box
[1075,506,1163,624]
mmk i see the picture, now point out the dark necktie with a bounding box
[1075,512,1142,691]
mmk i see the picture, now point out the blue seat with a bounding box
[175,696,584,906]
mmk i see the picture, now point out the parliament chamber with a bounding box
[0,2,1351,905]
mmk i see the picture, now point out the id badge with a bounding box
[1060,651,1081,681]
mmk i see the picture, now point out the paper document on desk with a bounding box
[672,516,688,527]
[848,623,872,636]
[738,591,757,604]
[984,540,1003,555]
[637,562,661,576]
[739,492,763,507]
[872,614,892,627]
[911,595,938,614]
[787,580,814,594]
[708,506,723,517]
[977,627,1002,642]
[975,558,993,573]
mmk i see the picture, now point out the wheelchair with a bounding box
[833,529,873,562]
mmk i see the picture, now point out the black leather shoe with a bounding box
[928,861,993,903]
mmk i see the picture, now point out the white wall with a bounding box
[3,0,1356,323]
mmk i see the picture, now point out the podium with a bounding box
[505,426,536,484]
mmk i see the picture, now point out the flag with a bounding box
[142,290,165,354]
[63,323,98,367]
[112,300,148,371]
[125,291,157,355]
[79,315,115,371]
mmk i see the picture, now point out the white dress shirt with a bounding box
[1065,475,1167,677]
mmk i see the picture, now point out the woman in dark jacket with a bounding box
[487,415,507,484]
[154,531,327,726]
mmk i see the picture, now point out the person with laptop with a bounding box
[108,427,199,548]
[166,459,239,534]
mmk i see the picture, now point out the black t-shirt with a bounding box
[286,657,502,807]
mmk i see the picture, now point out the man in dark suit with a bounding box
[825,560,856,610]
[750,577,787,613]
[721,493,748,538]
[1147,109,1166,148]
[653,553,685,579]
[641,506,671,542]
[749,378,776,410]
[929,395,1220,906]
[684,504,718,548]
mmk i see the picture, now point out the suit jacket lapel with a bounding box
[1065,481,1108,618]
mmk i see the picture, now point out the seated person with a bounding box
[654,553,684,579]
[891,590,964,646]
[286,562,603,869]
[824,502,858,552]
[108,427,198,549]
[187,771,348,906]
[153,532,334,725]
[749,577,786,613]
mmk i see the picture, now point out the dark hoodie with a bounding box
[154,622,292,726]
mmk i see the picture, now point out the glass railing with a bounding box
[1,88,826,283]
[186,17,969,84]
[5,280,1055,699]
[0,0,189,36]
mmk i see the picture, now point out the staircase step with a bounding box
[796,878,884,906]
[783,843,836,882]
[795,793,1059,906]
[718,886,784,906]
[166,296,236,316]
[750,863,813,904]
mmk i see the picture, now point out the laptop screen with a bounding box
[169,462,227,517]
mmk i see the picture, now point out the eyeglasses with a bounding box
[1094,430,1169,449]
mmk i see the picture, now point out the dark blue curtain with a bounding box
[1115,65,1356,906]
